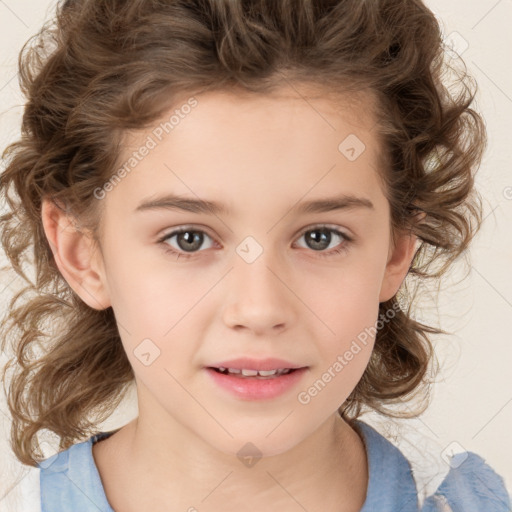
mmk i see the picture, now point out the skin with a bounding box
[41,85,419,512]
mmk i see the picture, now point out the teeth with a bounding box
[241,369,259,376]
[216,367,292,377]
[257,370,279,376]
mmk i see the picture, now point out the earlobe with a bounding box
[41,198,111,310]
[378,230,418,303]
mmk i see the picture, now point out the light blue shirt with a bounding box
[39,420,511,511]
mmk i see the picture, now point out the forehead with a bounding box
[121,83,380,154]
[106,85,387,219]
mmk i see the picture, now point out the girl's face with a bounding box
[88,87,415,457]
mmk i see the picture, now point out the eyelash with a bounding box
[157,225,354,261]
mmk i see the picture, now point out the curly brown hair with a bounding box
[0,0,485,467]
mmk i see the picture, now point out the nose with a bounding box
[221,248,297,335]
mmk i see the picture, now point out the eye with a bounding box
[158,226,215,260]
[157,224,353,261]
[294,225,353,258]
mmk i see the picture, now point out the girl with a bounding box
[0,0,510,511]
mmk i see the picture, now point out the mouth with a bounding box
[205,365,309,400]
[207,367,301,379]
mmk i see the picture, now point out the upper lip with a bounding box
[206,357,307,371]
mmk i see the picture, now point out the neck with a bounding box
[94,395,368,512]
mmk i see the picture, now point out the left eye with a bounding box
[294,226,352,255]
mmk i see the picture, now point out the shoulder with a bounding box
[38,432,115,512]
[355,420,511,512]
[421,451,512,512]
[355,420,420,511]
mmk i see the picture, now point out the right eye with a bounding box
[158,227,216,259]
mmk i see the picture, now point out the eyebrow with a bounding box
[134,193,374,216]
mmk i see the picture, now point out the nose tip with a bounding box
[222,255,294,334]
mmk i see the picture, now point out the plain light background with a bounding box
[0,0,511,506]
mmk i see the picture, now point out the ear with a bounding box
[41,198,111,310]
[378,228,419,303]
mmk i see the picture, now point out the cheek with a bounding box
[310,260,383,339]
[300,289,377,414]
[303,255,383,381]
[104,248,211,335]
[103,260,213,382]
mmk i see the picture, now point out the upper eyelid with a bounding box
[159,225,216,243]
[298,224,351,237]
[294,225,352,245]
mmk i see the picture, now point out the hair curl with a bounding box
[0,0,485,467]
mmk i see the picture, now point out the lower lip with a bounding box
[205,367,308,400]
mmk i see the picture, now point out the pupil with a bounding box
[178,231,203,252]
[307,228,331,251]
